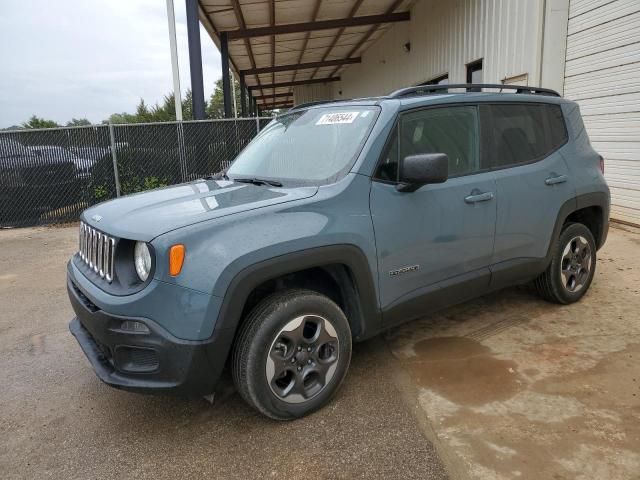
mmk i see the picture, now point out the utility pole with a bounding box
[231,70,238,118]
[165,0,183,121]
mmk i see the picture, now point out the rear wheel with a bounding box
[535,222,597,304]
[232,289,352,420]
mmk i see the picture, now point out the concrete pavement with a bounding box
[387,224,640,479]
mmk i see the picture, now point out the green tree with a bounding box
[134,100,153,123]
[207,78,243,119]
[17,75,277,129]
[181,90,194,120]
[104,112,138,124]
[22,115,59,129]
[149,94,175,122]
[99,76,282,125]
[143,90,197,122]
[66,118,92,127]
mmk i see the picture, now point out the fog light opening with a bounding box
[120,320,150,334]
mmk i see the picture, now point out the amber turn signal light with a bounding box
[169,244,185,276]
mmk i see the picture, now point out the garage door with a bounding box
[564,0,640,225]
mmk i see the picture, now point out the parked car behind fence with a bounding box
[0,137,81,226]
[0,118,271,228]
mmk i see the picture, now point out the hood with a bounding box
[82,178,318,241]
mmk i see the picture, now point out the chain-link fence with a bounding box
[0,117,272,228]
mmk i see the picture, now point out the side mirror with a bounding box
[397,153,449,192]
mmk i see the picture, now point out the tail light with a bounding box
[599,155,604,174]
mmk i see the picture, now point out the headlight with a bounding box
[134,241,152,281]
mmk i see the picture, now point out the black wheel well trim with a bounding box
[547,192,610,263]
[211,244,381,357]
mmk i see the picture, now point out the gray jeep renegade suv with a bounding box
[68,84,609,419]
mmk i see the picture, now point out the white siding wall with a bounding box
[564,0,640,225]
[292,83,333,105]
[332,0,552,99]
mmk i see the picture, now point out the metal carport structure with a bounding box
[188,0,412,116]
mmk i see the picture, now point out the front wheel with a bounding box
[232,289,352,420]
[534,222,597,304]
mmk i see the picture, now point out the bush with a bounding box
[88,147,181,203]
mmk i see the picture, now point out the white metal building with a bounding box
[198,0,640,225]
[563,0,640,225]
[294,0,569,100]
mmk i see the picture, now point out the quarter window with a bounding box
[486,104,567,169]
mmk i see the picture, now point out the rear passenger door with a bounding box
[370,105,497,322]
[484,103,574,285]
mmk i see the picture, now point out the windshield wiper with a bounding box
[234,177,283,187]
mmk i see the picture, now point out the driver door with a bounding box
[370,105,497,325]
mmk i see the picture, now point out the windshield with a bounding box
[227,106,379,185]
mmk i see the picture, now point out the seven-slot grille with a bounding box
[79,221,116,282]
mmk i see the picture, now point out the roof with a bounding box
[397,92,572,109]
[286,85,568,112]
[198,0,413,110]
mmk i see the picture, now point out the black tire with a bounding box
[534,222,597,304]
[232,289,352,420]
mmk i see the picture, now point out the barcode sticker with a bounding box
[316,112,359,125]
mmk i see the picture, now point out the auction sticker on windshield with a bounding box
[316,112,359,125]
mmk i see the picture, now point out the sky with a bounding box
[0,0,222,128]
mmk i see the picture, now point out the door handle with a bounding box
[464,191,494,204]
[545,174,568,185]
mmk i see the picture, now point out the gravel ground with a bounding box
[0,225,448,480]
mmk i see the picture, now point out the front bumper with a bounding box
[67,276,234,396]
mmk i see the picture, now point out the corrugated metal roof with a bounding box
[198,0,413,109]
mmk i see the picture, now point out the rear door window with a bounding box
[485,104,567,169]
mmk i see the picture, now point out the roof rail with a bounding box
[288,99,339,111]
[388,83,561,98]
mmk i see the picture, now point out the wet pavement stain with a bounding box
[409,336,522,406]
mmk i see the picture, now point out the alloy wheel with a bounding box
[266,315,340,404]
[560,235,592,293]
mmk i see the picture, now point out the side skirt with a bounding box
[377,257,547,335]
[381,269,491,329]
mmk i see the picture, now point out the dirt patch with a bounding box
[410,337,521,406]
[30,334,47,355]
[534,342,640,409]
